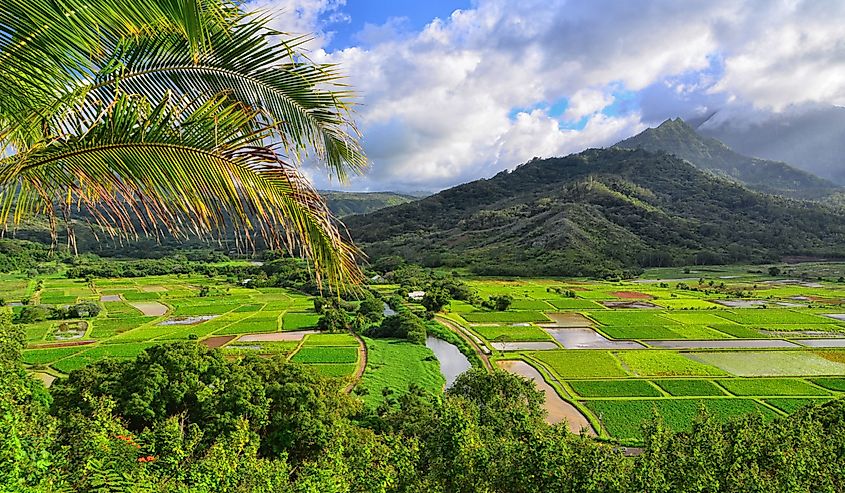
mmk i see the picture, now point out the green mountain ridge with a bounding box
[614,118,841,200]
[319,190,418,217]
[345,147,845,277]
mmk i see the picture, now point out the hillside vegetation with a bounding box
[346,148,845,277]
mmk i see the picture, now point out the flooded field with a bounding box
[238,330,318,342]
[100,294,121,302]
[490,341,559,351]
[647,339,798,349]
[797,339,845,348]
[159,314,217,325]
[497,360,595,435]
[426,337,471,388]
[201,335,235,348]
[545,327,644,349]
[130,301,168,316]
[541,312,593,327]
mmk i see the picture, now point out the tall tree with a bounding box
[0,0,365,287]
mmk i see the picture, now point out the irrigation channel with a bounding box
[426,336,471,388]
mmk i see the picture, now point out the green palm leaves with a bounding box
[0,0,365,287]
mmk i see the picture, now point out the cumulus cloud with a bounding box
[249,0,845,191]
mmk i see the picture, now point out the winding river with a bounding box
[426,336,471,388]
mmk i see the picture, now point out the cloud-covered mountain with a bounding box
[614,118,840,200]
[696,105,845,185]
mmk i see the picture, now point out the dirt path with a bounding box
[435,316,492,371]
[345,331,368,393]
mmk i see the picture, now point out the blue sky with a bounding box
[250,0,845,192]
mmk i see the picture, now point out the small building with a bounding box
[407,290,426,301]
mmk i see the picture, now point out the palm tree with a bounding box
[0,0,366,287]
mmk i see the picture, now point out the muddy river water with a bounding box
[497,360,596,436]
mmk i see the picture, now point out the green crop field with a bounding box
[617,350,727,377]
[585,399,779,440]
[716,378,830,396]
[302,333,358,346]
[291,346,359,364]
[358,338,444,408]
[688,351,845,377]
[282,312,320,330]
[716,309,831,325]
[598,325,682,340]
[568,379,662,398]
[810,377,845,392]
[588,311,677,327]
[461,311,550,323]
[653,379,726,396]
[765,398,832,414]
[508,298,553,310]
[531,350,627,379]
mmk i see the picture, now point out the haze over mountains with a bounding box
[345,125,845,276]
[696,105,845,185]
[615,118,841,200]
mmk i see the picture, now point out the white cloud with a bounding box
[563,89,615,121]
[249,0,845,191]
[245,0,347,50]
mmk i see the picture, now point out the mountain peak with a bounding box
[613,118,837,199]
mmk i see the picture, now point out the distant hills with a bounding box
[345,147,845,277]
[696,105,845,185]
[614,118,841,200]
[320,191,418,217]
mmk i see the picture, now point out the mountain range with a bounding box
[614,118,841,200]
[319,191,417,217]
[345,126,845,276]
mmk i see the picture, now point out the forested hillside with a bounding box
[346,148,845,277]
[320,191,418,216]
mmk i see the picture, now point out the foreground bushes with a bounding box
[3,316,845,492]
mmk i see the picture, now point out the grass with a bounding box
[716,378,830,396]
[531,350,628,379]
[585,399,779,440]
[568,379,662,398]
[290,346,359,364]
[472,324,552,342]
[616,351,727,377]
[461,311,550,323]
[688,351,845,377]
[358,338,444,408]
[653,379,726,396]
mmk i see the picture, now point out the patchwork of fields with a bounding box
[10,263,845,444]
[441,273,845,442]
[9,274,365,380]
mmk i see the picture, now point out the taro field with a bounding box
[8,272,363,382]
[438,266,845,443]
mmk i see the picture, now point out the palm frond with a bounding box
[0,94,362,287]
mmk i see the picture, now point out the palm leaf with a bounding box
[0,94,362,288]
